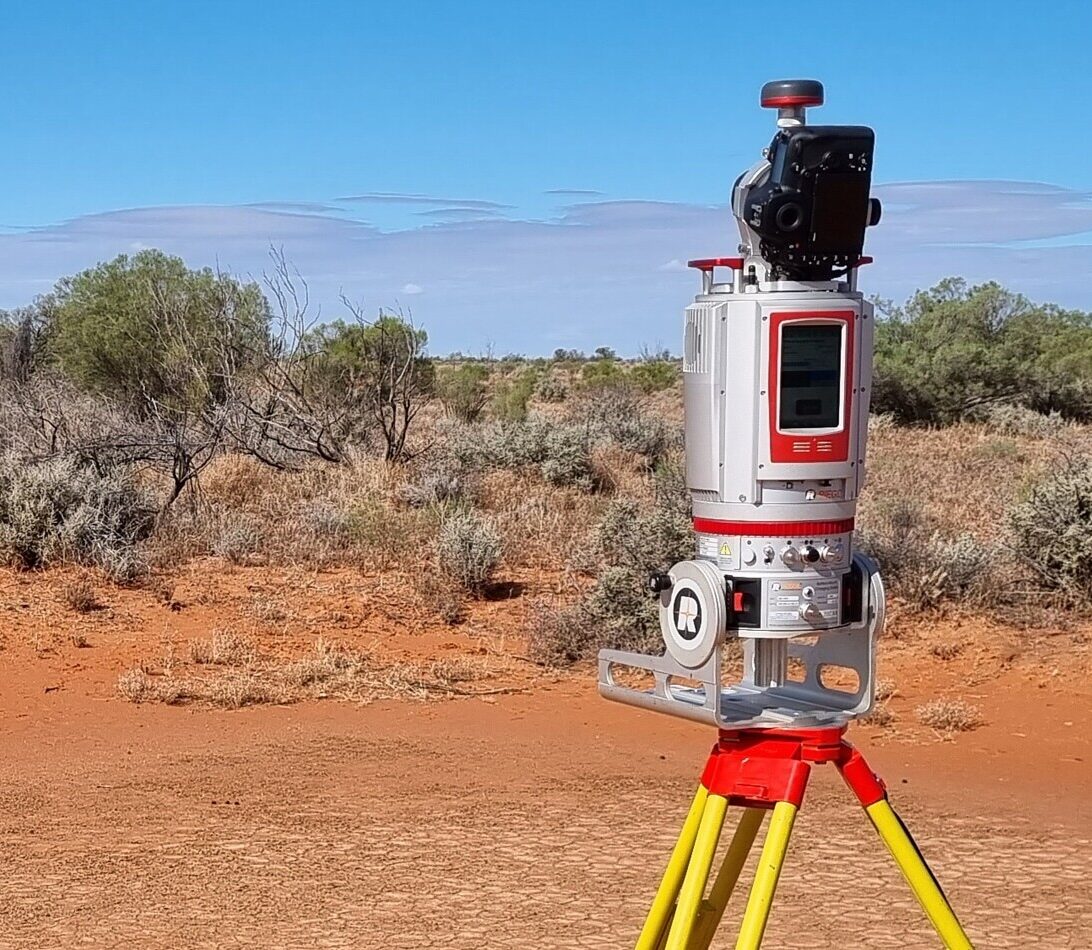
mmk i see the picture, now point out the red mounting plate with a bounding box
[687,257,744,272]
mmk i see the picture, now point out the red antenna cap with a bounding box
[760,79,824,108]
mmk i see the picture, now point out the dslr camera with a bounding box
[735,80,882,281]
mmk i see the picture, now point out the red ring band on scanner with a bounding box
[693,517,855,536]
[761,95,823,107]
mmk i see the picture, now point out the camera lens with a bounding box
[775,203,803,232]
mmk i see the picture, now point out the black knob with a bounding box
[648,572,673,593]
[760,79,824,109]
[803,546,821,564]
[868,198,882,227]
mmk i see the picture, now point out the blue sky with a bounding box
[1,0,1090,353]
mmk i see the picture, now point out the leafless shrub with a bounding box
[415,572,464,624]
[527,603,593,667]
[861,705,895,727]
[281,638,368,689]
[227,249,434,467]
[916,699,983,733]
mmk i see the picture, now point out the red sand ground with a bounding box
[1,564,1091,948]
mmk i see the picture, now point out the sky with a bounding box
[1,0,1090,354]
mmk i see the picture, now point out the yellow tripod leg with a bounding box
[734,801,798,950]
[662,793,729,950]
[688,807,766,950]
[635,786,710,950]
[864,799,974,949]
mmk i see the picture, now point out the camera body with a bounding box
[741,125,878,281]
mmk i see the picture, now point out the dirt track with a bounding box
[2,668,1091,949]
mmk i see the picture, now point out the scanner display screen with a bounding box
[779,324,843,430]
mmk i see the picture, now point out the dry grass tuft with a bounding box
[930,641,965,661]
[189,629,256,666]
[874,678,898,701]
[62,576,101,613]
[861,704,895,727]
[916,699,984,733]
[116,667,155,703]
[115,633,513,710]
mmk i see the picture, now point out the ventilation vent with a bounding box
[683,308,712,374]
[690,489,719,502]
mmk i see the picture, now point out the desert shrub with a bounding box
[528,468,692,665]
[978,402,1067,438]
[916,699,983,732]
[398,464,471,508]
[539,424,595,488]
[568,386,678,470]
[630,359,679,394]
[856,497,996,610]
[349,497,434,570]
[1008,457,1092,606]
[209,511,265,564]
[116,668,155,703]
[536,371,569,403]
[447,416,595,489]
[492,367,540,422]
[0,454,154,580]
[437,509,502,593]
[438,362,490,422]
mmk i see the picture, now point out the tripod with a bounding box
[635,726,973,949]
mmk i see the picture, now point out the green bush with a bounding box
[0,454,154,580]
[46,250,269,411]
[630,359,679,394]
[438,362,490,423]
[492,366,540,422]
[580,357,626,389]
[1008,457,1092,606]
[873,279,1092,424]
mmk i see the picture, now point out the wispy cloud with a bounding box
[413,207,505,220]
[1,181,1089,353]
[335,192,511,210]
[544,188,605,197]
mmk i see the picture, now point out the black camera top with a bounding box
[743,124,880,281]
